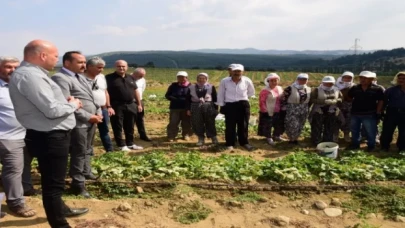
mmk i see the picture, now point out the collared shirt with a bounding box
[86,74,107,106]
[105,72,138,104]
[8,61,77,131]
[0,79,26,139]
[135,77,146,100]
[217,76,255,106]
[348,84,384,115]
[384,85,405,109]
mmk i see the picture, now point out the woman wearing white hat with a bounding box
[185,73,219,146]
[281,73,312,144]
[335,71,355,142]
[165,71,193,142]
[258,73,284,145]
[309,76,343,145]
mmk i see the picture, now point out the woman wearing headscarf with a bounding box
[165,71,193,142]
[186,73,218,146]
[281,73,311,144]
[335,71,355,142]
[309,76,343,145]
[258,73,284,145]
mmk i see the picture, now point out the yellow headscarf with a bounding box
[391,71,405,85]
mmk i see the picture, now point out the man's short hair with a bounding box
[62,51,82,64]
[86,56,106,67]
[0,56,19,65]
[133,67,146,74]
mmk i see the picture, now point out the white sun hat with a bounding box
[359,71,376,78]
[341,71,354,77]
[297,73,309,79]
[231,64,244,71]
[176,71,188,77]
[322,76,336,83]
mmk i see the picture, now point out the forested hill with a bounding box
[93,48,405,74]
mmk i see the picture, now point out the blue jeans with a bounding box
[97,109,113,152]
[351,114,377,149]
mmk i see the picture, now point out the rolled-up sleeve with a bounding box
[15,73,77,119]
[246,78,255,98]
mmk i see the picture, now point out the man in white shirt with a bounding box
[132,68,151,141]
[217,64,255,151]
[0,56,36,217]
[85,57,115,154]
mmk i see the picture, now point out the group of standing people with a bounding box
[0,39,151,228]
[0,39,404,228]
[257,70,405,153]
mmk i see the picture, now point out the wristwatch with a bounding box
[107,106,112,108]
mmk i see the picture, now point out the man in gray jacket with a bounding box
[52,51,102,198]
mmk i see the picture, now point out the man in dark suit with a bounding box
[52,51,102,198]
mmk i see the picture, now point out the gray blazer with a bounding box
[52,69,101,128]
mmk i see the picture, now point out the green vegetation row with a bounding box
[92,150,405,185]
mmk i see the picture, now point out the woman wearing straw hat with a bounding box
[335,71,355,142]
[186,72,219,146]
[281,73,311,145]
[165,71,193,142]
[258,73,284,145]
[309,76,343,146]
[380,71,405,152]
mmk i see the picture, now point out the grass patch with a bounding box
[173,200,212,224]
[343,185,405,219]
[231,192,266,203]
[346,221,382,228]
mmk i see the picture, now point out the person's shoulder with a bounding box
[242,76,253,82]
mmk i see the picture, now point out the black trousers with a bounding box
[135,102,148,138]
[380,108,405,151]
[25,129,71,228]
[224,101,250,146]
[110,102,137,147]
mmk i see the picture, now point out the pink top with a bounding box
[259,87,281,113]
[259,89,270,112]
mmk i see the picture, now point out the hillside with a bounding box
[187,48,371,56]
[89,48,405,74]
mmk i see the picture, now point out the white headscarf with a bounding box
[293,73,309,89]
[264,73,280,88]
[391,71,405,85]
[336,71,354,90]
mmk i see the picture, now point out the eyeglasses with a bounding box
[92,79,99,91]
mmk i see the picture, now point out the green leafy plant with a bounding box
[173,200,212,224]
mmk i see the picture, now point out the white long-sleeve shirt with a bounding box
[216,76,255,106]
[135,77,146,100]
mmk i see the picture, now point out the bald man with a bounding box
[106,60,143,151]
[9,40,88,228]
[131,68,151,141]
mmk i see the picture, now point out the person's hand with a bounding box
[89,115,103,123]
[107,107,115,116]
[69,98,82,109]
[137,105,143,113]
[67,96,75,102]
[324,99,335,105]
[186,110,191,116]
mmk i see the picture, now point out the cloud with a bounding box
[89,25,147,36]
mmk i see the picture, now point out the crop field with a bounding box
[1,69,403,228]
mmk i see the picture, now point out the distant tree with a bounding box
[215,65,224,70]
[143,61,155,68]
[128,63,138,68]
[191,66,200,69]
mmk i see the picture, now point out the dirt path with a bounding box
[1,191,402,228]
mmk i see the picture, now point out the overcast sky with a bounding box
[1,0,404,59]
